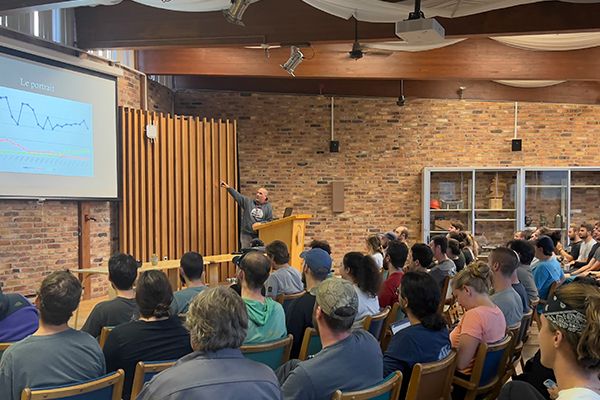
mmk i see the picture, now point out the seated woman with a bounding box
[366,235,384,270]
[0,287,38,342]
[450,262,506,376]
[341,252,382,324]
[103,270,193,400]
[383,271,451,398]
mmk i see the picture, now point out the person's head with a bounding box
[448,221,465,233]
[250,238,265,248]
[266,240,290,266]
[410,243,434,270]
[313,278,358,334]
[108,253,139,291]
[366,235,383,255]
[394,226,409,242]
[532,226,551,241]
[385,240,409,271]
[539,282,600,376]
[341,252,381,297]
[37,271,82,326]
[446,238,462,258]
[237,251,271,292]
[255,187,268,204]
[451,261,492,310]
[448,232,467,248]
[568,225,579,241]
[489,247,519,280]
[180,251,204,282]
[429,235,448,258]
[514,231,526,240]
[579,223,593,240]
[187,286,248,352]
[400,271,446,331]
[136,270,173,319]
[535,235,555,259]
[593,223,600,241]
[507,239,535,266]
[301,247,332,282]
[309,239,332,255]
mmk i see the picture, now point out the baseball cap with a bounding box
[300,248,332,274]
[535,235,555,255]
[383,231,398,241]
[314,278,358,321]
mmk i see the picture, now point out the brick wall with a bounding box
[175,91,600,263]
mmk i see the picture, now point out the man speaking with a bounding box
[221,181,273,249]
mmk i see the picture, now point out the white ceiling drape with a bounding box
[491,32,600,51]
[493,80,566,88]
[363,38,466,52]
[130,0,232,12]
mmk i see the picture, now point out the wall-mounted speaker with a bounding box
[512,139,522,152]
[330,140,340,153]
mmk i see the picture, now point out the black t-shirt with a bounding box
[103,316,193,400]
[453,253,466,272]
[568,241,581,261]
[462,248,474,267]
[81,297,139,338]
[285,292,316,359]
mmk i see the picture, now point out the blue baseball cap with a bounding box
[300,248,332,274]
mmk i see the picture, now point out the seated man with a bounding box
[428,235,457,289]
[378,240,408,308]
[508,239,539,304]
[406,243,435,273]
[0,287,38,342]
[285,247,332,358]
[82,253,139,338]
[532,236,564,311]
[137,286,281,399]
[489,247,524,327]
[170,251,206,315]
[0,271,105,400]
[237,251,287,344]
[265,240,303,298]
[278,278,383,399]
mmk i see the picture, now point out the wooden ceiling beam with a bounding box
[136,38,600,81]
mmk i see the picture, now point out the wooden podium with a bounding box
[253,214,312,272]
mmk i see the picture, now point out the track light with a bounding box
[223,0,257,26]
[280,46,304,77]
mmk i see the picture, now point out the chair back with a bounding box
[275,291,306,311]
[437,276,451,315]
[98,326,114,349]
[241,334,293,370]
[0,342,12,359]
[21,369,125,400]
[331,371,403,400]
[474,335,513,388]
[298,327,322,361]
[517,309,533,346]
[405,350,457,400]
[129,360,176,399]
[380,303,405,352]
[362,307,390,341]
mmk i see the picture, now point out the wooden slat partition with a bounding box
[119,108,239,280]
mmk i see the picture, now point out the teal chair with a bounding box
[298,327,322,361]
[21,369,124,400]
[241,334,293,370]
[130,360,176,399]
[331,371,403,400]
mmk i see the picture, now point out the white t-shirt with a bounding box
[558,388,600,400]
[370,253,384,270]
[354,285,380,322]
[578,239,597,262]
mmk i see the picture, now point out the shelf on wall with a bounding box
[474,218,516,222]
[525,185,567,188]
[430,209,471,212]
[474,209,516,212]
[570,185,600,189]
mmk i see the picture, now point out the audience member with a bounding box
[394,226,409,243]
[82,253,139,338]
[508,239,539,304]
[532,236,564,308]
[556,225,582,263]
[103,270,192,399]
[380,231,398,252]
[137,286,282,400]
[250,238,265,248]
[309,239,332,255]
[450,262,506,375]
[285,247,332,359]
[569,223,600,276]
[575,223,596,262]
[499,281,600,400]
[447,238,466,272]
[406,243,434,273]
[428,235,457,289]
[378,240,408,308]
[170,251,206,315]
[264,240,303,298]
[0,286,38,342]
[447,220,465,233]
[340,252,381,324]
[237,251,287,344]
[277,278,383,399]
[383,271,451,399]
[366,235,384,270]
[514,231,527,240]
[489,247,524,327]
[0,271,105,400]
[449,231,473,267]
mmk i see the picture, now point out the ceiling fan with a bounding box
[346,18,392,60]
[244,43,282,58]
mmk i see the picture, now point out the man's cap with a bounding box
[314,278,358,321]
[535,235,555,254]
[383,231,398,241]
[300,248,332,274]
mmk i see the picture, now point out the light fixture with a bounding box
[280,46,304,77]
[223,0,257,26]
[397,80,406,107]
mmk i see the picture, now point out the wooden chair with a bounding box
[276,291,306,312]
[130,360,176,399]
[452,335,513,400]
[21,369,125,400]
[380,303,404,352]
[515,308,534,371]
[0,342,13,359]
[362,307,391,341]
[437,276,451,315]
[533,281,559,326]
[241,334,293,370]
[405,350,457,400]
[298,327,323,361]
[98,326,114,349]
[331,371,403,400]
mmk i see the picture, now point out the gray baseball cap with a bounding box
[314,278,358,321]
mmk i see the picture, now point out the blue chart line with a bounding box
[0,85,94,177]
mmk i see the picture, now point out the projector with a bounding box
[395,18,445,44]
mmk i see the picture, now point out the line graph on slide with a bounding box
[0,85,94,177]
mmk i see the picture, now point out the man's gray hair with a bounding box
[186,286,248,352]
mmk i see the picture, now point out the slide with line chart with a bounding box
[0,85,94,177]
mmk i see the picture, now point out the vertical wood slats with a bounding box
[119,108,238,266]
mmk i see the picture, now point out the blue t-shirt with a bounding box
[383,323,451,398]
[532,258,563,306]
